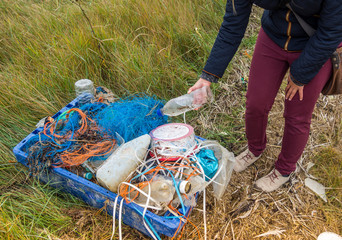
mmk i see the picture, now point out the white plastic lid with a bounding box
[150,123,194,141]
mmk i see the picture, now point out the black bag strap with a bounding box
[286,3,316,37]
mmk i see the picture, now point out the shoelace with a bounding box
[268,170,279,183]
[242,152,254,164]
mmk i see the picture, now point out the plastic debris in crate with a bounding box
[13,94,235,239]
[108,123,235,239]
[95,94,168,142]
[13,96,193,239]
[20,94,168,175]
[21,106,117,175]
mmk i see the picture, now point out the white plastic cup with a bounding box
[75,79,94,97]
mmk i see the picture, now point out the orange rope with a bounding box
[59,140,115,167]
[41,108,117,168]
[44,108,93,139]
[169,203,201,240]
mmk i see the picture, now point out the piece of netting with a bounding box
[95,94,168,142]
[23,94,167,175]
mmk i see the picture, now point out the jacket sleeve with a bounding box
[202,0,253,81]
[290,0,342,85]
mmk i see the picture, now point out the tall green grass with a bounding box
[0,0,226,238]
[0,0,225,147]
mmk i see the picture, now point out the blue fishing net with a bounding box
[23,94,168,174]
[95,95,168,142]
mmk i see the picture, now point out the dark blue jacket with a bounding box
[202,0,342,85]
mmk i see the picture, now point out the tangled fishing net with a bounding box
[95,95,168,142]
[24,94,168,175]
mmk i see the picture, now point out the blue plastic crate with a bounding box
[13,98,193,238]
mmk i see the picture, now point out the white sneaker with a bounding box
[234,149,261,172]
[254,168,290,192]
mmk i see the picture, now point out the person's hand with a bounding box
[188,78,212,110]
[188,78,211,94]
[285,75,304,101]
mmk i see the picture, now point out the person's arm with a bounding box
[200,0,253,84]
[290,0,342,86]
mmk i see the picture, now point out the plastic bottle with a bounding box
[96,134,151,193]
[145,174,191,194]
[157,86,213,117]
[75,79,95,106]
[68,166,93,180]
[135,180,175,205]
[83,172,93,180]
[134,174,191,206]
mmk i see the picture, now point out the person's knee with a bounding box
[246,97,271,117]
[284,115,311,135]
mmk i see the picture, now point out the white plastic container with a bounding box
[135,179,175,206]
[157,86,213,116]
[75,79,95,97]
[149,123,197,160]
[75,79,95,106]
[134,174,191,205]
[96,134,151,192]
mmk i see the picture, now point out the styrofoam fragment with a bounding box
[304,178,327,202]
[317,232,342,240]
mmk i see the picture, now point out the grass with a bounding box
[312,147,342,233]
[1,0,341,239]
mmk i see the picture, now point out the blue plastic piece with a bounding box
[195,149,219,181]
[12,97,193,238]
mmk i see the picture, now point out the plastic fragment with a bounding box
[254,229,286,238]
[195,149,219,180]
[304,178,327,202]
[317,232,342,240]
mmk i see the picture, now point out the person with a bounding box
[188,0,342,192]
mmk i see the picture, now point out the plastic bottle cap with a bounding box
[83,172,93,180]
[179,181,191,194]
[156,108,163,117]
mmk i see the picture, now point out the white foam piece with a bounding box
[304,178,327,202]
[317,232,342,240]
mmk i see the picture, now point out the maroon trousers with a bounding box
[246,28,334,175]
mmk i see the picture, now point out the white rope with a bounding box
[119,198,124,240]
[110,195,120,240]
[141,178,160,240]
[119,182,163,210]
[203,188,207,240]
[116,137,223,240]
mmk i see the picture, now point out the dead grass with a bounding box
[180,7,342,239]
